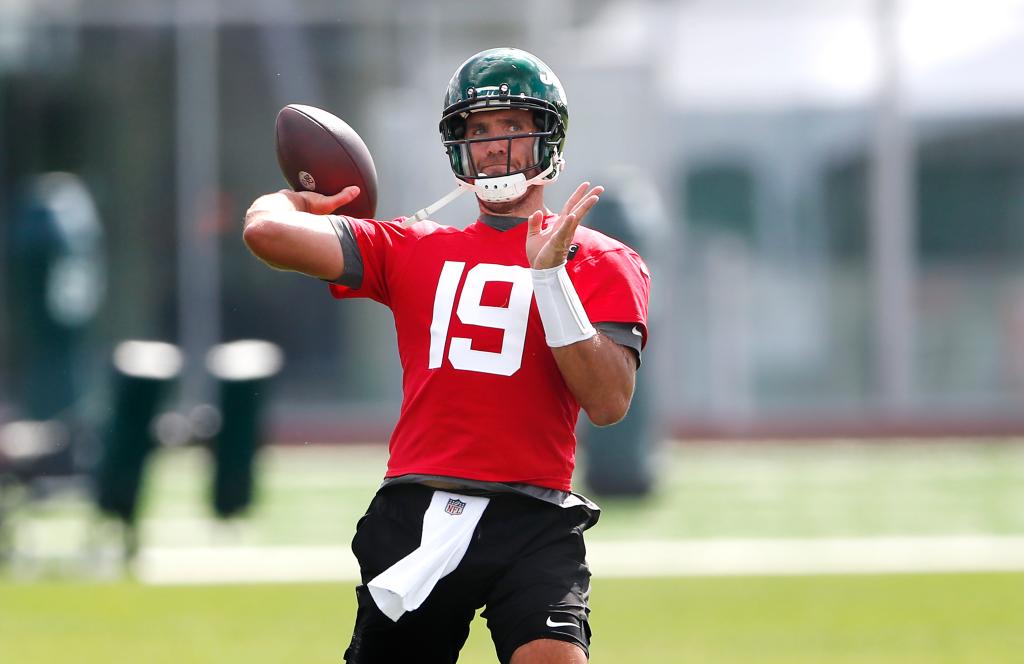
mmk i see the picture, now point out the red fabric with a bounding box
[329,216,650,491]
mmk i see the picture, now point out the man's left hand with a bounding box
[526,182,603,269]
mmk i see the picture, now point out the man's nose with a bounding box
[484,138,505,155]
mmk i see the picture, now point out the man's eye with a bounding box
[507,124,521,132]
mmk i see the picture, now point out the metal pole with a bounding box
[175,0,221,408]
[870,0,915,409]
[0,69,8,409]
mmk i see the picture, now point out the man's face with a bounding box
[465,108,539,179]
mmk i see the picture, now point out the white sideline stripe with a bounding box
[589,536,1024,577]
[138,546,361,585]
[137,536,1024,585]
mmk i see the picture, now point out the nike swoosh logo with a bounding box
[546,617,576,628]
[631,325,643,337]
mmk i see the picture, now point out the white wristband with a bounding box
[531,261,597,347]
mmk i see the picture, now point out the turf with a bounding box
[12,439,1024,551]
[5,441,1024,662]
[143,439,1024,540]
[3,573,1023,663]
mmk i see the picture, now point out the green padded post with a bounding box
[205,340,283,519]
[579,186,659,496]
[95,341,182,528]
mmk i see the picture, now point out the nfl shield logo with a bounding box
[445,498,466,516]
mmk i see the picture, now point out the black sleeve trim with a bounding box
[594,321,642,369]
[324,215,364,288]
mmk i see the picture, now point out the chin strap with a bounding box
[401,186,467,228]
[402,153,564,228]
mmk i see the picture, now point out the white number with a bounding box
[428,261,533,376]
[429,261,465,368]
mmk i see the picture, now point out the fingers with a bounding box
[561,183,603,220]
[554,210,583,246]
[558,187,601,241]
[561,181,591,219]
[332,185,361,206]
[571,190,602,223]
[553,187,601,243]
[556,213,579,244]
[525,183,604,269]
[540,182,602,251]
[526,210,544,236]
[571,186,603,218]
[302,185,361,215]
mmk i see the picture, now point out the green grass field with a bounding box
[12,439,1024,550]
[4,573,1024,663]
[3,439,1024,662]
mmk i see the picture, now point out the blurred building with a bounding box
[1,0,1023,440]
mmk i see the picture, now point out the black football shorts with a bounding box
[343,483,599,664]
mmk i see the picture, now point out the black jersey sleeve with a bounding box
[324,215,365,288]
[594,321,642,369]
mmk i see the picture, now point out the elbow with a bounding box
[242,214,278,262]
[583,373,636,427]
[586,395,631,427]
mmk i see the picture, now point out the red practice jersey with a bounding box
[328,216,650,491]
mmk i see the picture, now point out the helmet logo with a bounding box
[298,171,316,190]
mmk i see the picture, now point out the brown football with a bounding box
[274,104,378,218]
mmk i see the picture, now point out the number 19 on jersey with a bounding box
[428,261,533,376]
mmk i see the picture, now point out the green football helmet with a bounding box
[439,48,568,201]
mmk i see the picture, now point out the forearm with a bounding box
[551,333,636,426]
[530,256,637,426]
[242,190,347,280]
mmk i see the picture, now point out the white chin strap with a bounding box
[401,187,467,227]
[403,157,561,228]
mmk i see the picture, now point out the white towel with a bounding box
[367,491,490,622]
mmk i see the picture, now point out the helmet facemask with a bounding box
[441,101,563,183]
[403,48,569,224]
[440,53,569,203]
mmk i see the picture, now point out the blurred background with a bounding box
[1,1,1024,662]
[4,0,1024,436]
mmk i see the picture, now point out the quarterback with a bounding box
[243,48,650,664]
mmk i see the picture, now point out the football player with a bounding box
[243,47,650,664]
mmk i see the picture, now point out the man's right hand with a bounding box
[270,186,361,215]
[242,186,361,280]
